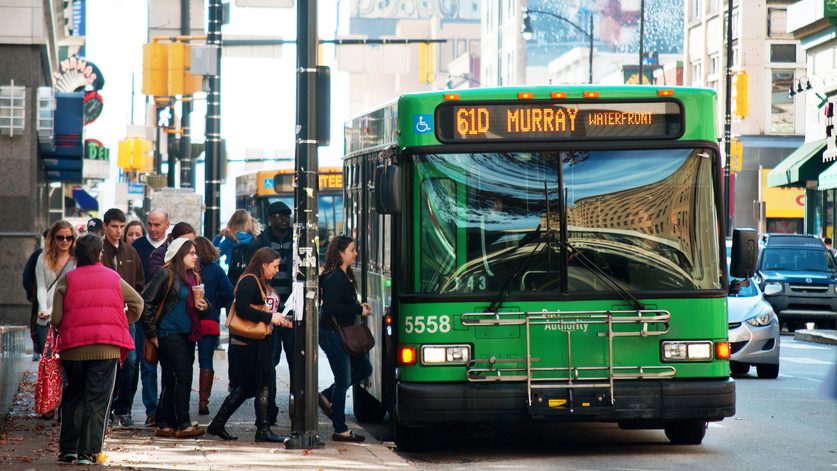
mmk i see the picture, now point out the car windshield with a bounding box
[412,148,722,294]
[729,277,758,298]
[760,248,837,273]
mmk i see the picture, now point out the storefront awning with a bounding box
[767,138,827,188]
[72,188,99,211]
[819,162,837,191]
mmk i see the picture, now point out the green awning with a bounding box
[819,162,837,190]
[767,139,827,187]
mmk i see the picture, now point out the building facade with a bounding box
[685,0,806,233]
[0,0,80,324]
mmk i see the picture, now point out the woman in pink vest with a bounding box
[51,234,144,465]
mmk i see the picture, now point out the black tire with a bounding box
[352,384,386,423]
[729,362,750,375]
[756,363,780,379]
[664,420,707,445]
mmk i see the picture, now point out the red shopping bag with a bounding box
[34,328,63,415]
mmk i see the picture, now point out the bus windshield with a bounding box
[414,148,721,295]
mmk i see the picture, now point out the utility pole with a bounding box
[724,0,734,237]
[638,0,645,83]
[204,0,222,236]
[180,0,193,188]
[286,0,323,450]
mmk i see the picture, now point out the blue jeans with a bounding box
[319,328,372,433]
[112,324,138,415]
[133,325,158,417]
[197,335,219,370]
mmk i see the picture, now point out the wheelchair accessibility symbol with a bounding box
[414,114,433,134]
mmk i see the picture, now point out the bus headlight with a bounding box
[421,345,471,365]
[662,341,714,361]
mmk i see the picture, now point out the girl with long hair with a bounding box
[193,236,233,415]
[141,238,209,439]
[208,247,291,443]
[34,220,77,358]
[318,235,372,442]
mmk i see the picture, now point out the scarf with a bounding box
[185,272,203,343]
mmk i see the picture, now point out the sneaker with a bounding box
[32,353,41,361]
[116,414,133,427]
[76,454,96,465]
[145,415,156,427]
[57,452,77,463]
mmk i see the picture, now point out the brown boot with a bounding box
[198,369,213,415]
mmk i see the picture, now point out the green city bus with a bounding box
[343,86,738,450]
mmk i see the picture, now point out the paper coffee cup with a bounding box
[192,284,205,303]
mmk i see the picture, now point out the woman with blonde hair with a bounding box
[34,220,77,358]
[213,209,262,283]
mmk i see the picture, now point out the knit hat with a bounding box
[164,237,190,265]
[268,201,292,215]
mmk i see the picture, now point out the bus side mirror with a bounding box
[374,165,401,214]
[730,228,758,278]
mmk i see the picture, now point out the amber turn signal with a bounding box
[398,346,417,365]
[715,341,731,360]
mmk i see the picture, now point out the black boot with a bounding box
[207,388,246,441]
[255,387,285,443]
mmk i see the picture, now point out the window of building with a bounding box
[770,44,796,63]
[724,7,740,39]
[767,8,787,38]
[709,54,720,76]
[691,61,703,86]
[691,0,703,21]
[707,0,720,14]
[770,69,794,134]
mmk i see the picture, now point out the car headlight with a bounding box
[745,311,775,327]
[764,281,783,296]
[420,345,471,365]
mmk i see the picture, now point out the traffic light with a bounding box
[418,42,435,84]
[118,138,153,173]
[167,43,202,96]
[734,71,749,119]
[729,138,743,173]
[143,43,168,97]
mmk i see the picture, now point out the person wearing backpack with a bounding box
[213,209,261,286]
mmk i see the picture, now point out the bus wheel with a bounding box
[664,420,707,445]
[352,384,386,423]
[391,417,429,452]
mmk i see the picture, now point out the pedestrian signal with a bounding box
[730,139,743,173]
[734,71,749,119]
[418,43,435,84]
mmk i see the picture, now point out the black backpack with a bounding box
[227,243,250,286]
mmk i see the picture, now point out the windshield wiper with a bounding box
[484,224,543,314]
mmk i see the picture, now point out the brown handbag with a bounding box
[225,274,273,340]
[332,317,375,356]
[143,269,173,364]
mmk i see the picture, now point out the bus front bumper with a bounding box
[396,379,735,426]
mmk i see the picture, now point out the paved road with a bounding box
[368,336,837,470]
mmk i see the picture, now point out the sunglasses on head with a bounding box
[55,235,74,242]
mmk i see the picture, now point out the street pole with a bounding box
[724,0,733,237]
[180,0,193,188]
[588,14,593,84]
[638,0,645,84]
[286,0,323,450]
[204,0,222,237]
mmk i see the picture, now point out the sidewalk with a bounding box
[794,328,837,345]
[0,346,414,470]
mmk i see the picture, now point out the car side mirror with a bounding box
[763,284,782,296]
[730,228,758,278]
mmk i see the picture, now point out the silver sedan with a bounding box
[728,277,781,378]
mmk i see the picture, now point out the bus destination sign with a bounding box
[435,100,683,142]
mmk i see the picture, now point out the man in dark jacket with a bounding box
[247,201,294,424]
[101,208,145,427]
[131,207,169,427]
[22,230,48,359]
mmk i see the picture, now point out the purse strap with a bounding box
[234,273,266,303]
[43,326,55,357]
[153,269,174,324]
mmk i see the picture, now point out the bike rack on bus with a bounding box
[462,309,675,409]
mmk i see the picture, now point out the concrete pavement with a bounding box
[0,341,414,470]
